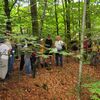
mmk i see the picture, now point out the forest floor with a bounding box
[0,56,100,100]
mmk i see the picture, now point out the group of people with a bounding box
[0,33,100,80]
[19,34,65,78]
[83,36,100,66]
[0,34,65,80]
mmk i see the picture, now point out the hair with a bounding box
[56,35,61,40]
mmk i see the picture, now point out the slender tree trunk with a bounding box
[62,0,67,42]
[71,0,74,33]
[39,0,47,38]
[86,0,91,29]
[30,0,39,36]
[78,0,87,100]
[78,0,81,43]
[54,0,59,35]
[17,2,23,34]
[65,0,71,49]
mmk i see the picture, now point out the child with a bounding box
[39,39,49,68]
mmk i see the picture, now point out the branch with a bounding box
[10,0,17,12]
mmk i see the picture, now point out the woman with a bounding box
[0,38,11,80]
[55,36,64,66]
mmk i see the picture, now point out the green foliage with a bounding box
[83,81,100,100]
[49,48,73,56]
[38,54,49,59]
[0,0,100,41]
[59,51,73,56]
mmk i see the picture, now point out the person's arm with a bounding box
[50,39,53,47]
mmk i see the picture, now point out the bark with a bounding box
[4,0,11,32]
[86,0,91,29]
[17,2,23,34]
[30,0,39,36]
[54,0,59,35]
[78,0,81,42]
[61,0,67,42]
[65,0,71,49]
[39,0,47,38]
[4,0,17,33]
[78,0,87,100]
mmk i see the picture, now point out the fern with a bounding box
[83,81,100,100]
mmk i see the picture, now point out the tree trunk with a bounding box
[78,0,87,100]
[54,0,59,35]
[62,0,67,42]
[86,0,91,29]
[65,0,71,49]
[4,0,11,32]
[4,0,17,33]
[17,2,23,34]
[78,0,81,43]
[39,0,47,38]
[30,0,39,36]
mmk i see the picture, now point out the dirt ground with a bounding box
[0,57,100,100]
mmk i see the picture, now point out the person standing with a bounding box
[91,41,98,66]
[6,39,15,74]
[45,34,53,65]
[24,44,32,76]
[55,35,64,66]
[83,36,89,60]
[0,37,11,80]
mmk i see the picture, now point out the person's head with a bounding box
[84,36,87,40]
[40,38,44,44]
[56,35,61,41]
[47,34,51,39]
[93,41,96,45]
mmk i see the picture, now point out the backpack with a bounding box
[62,44,66,51]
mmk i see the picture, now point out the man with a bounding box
[44,34,53,65]
[45,34,53,49]
[0,35,11,80]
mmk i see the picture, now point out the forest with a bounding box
[0,0,100,100]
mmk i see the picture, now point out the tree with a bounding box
[54,0,59,35]
[39,0,47,38]
[78,0,87,100]
[65,0,71,49]
[4,0,17,32]
[86,0,91,29]
[62,0,67,42]
[30,0,39,36]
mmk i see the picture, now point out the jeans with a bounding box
[91,52,100,66]
[20,54,24,71]
[55,53,63,66]
[30,55,37,78]
[8,54,14,73]
[24,57,31,74]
